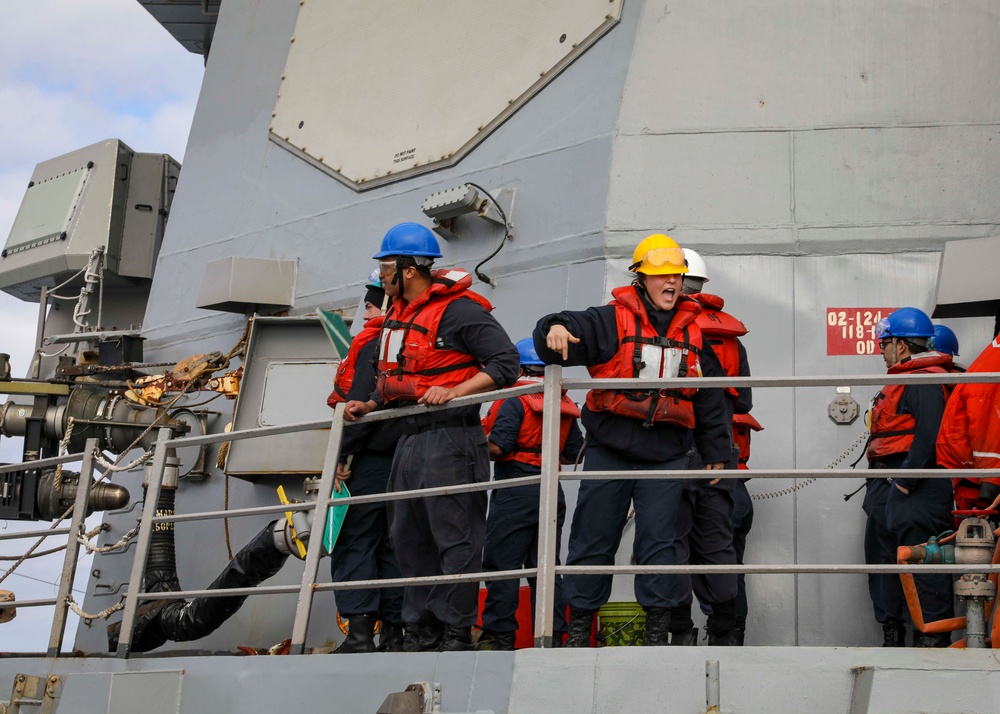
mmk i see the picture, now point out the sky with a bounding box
[0,0,204,651]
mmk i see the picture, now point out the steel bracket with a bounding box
[3,674,62,714]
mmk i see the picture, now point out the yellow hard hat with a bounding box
[629,234,689,276]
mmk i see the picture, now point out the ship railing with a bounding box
[121,366,1000,655]
[0,439,102,656]
[11,367,997,657]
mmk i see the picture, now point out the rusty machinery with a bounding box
[0,346,243,523]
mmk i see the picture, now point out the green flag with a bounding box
[318,309,353,358]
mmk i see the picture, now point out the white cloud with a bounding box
[1,0,204,652]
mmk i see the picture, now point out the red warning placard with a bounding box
[826,307,895,356]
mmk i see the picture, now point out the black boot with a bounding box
[438,625,475,651]
[491,631,516,651]
[912,631,951,648]
[419,621,445,651]
[333,614,375,653]
[565,608,595,648]
[734,620,746,646]
[670,628,698,646]
[707,628,742,646]
[706,599,740,646]
[667,604,696,646]
[402,623,422,652]
[551,632,566,648]
[881,620,906,647]
[642,607,671,646]
[377,621,405,652]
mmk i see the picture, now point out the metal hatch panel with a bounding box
[269,0,622,190]
[225,316,339,480]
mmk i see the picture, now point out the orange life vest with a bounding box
[481,377,582,467]
[938,337,1000,505]
[376,269,492,404]
[866,351,953,462]
[327,317,384,407]
[733,412,764,470]
[585,286,705,428]
[690,292,747,401]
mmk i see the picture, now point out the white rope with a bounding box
[53,418,75,493]
[65,593,124,621]
[94,449,152,473]
[79,524,139,555]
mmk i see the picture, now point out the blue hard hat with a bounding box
[516,338,544,367]
[931,324,959,356]
[372,222,442,259]
[875,307,935,340]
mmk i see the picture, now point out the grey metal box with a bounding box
[196,256,297,313]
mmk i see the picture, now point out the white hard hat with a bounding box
[682,248,709,282]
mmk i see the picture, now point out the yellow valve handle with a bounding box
[276,485,307,559]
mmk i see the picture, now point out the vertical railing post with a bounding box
[31,286,48,379]
[534,364,563,648]
[116,427,172,658]
[289,402,346,654]
[47,438,98,656]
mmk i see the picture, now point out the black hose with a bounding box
[107,487,179,652]
[107,515,289,652]
[154,521,288,644]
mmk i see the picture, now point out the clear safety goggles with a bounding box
[629,247,686,272]
[874,317,891,340]
[377,260,398,276]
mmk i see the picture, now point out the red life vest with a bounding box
[585,286,705,428]
[482,378,582,467]
[327,317,384,407]
[866,351,954,462]
[376,269,492,403]
[733,412,763,470]
[690,292,747,401]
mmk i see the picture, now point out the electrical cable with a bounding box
[466,182,510,286]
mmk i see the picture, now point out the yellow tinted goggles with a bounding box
[629,247,687,272]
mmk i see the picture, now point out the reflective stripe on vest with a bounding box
[585,286,704,428]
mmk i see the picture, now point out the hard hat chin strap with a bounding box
[392,258,405,293]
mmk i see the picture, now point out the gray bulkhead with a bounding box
[72,0,1000,657]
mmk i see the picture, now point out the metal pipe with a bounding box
[289,402,345,655]
[557,563,997,575]
[965,600,987,648]
[47,437,97,656]
[115,427,172,659]
[149,473,543,525]
[31,286,48,379]
[0,598,58,609]
[160,383,545,449]
[0,452,88,475]
[41,329,142,347]
[567,372,1000,390]
[534,364,562,648]
[568,468,997,481]
[125,568,534,602]
[705,660,720,713]
[0,527,73,542]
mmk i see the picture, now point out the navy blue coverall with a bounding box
[381,298,519,628]
[332,338,404,624]
[864,382,954,637]
[688,339,754,627]
[481,397,586,637]
[533,289,731,613]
